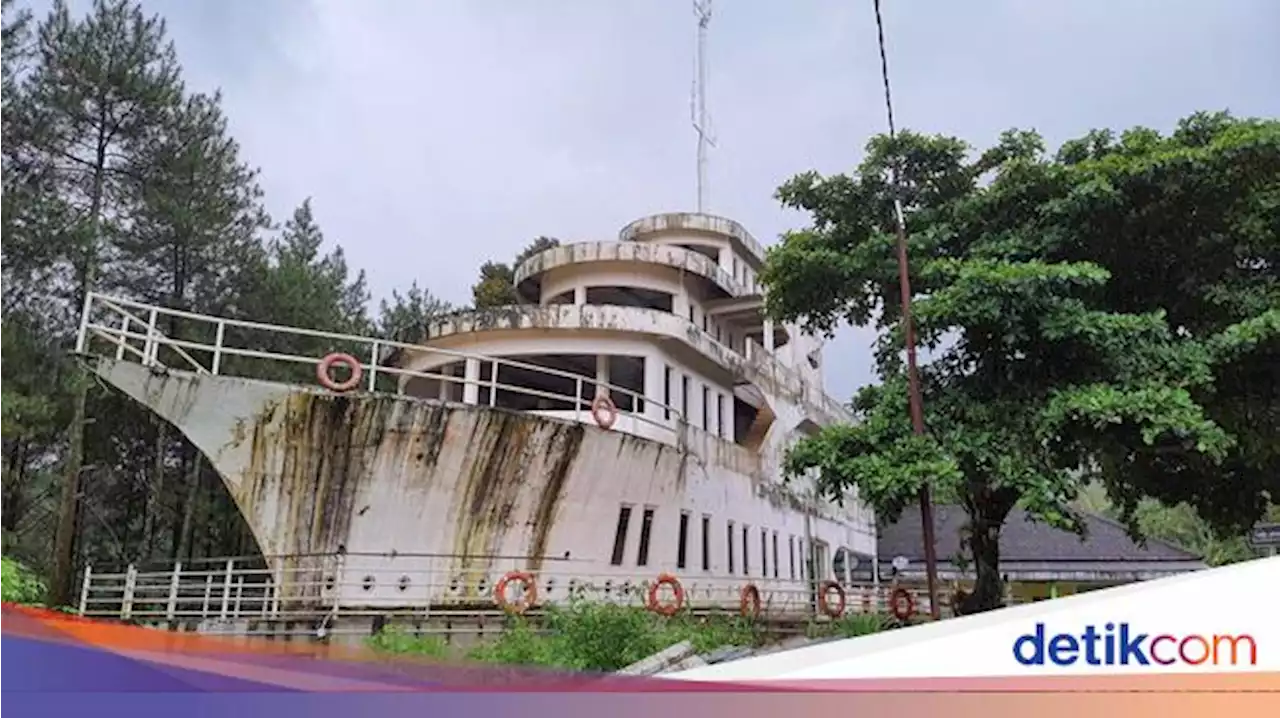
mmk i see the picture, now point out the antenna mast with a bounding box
[692,0,714,213]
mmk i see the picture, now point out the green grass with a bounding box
[367,599,896,672]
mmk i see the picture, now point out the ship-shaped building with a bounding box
[76,212,881,625]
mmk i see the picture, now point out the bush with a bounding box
[1,557,46,604]
[365,625,450,659]
[370,600,894,672]
[824,612,891,639]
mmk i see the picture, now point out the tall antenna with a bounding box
[692,0,715,213]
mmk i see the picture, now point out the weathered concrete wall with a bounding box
[89,359,874,611]
[514,241,741,298]
[618,212,766,265]
[419,304,848,426]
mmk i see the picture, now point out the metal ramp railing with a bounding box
[75,292,687,443]
[77,552,936,629]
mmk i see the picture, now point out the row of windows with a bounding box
[608,505,819,581]
[662,365,728,437]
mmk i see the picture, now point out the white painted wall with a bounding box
[97,360,876,612]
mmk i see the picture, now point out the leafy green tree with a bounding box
[471,236,560,308]
[1074,482,1279,567]
[767,115,1279,613]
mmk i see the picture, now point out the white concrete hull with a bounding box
[89,359,876,613]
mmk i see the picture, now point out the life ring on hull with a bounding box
[739,583,762,620]
[316,353,363,392]
[494,571,538,615]
[647,573,685,616]
[890,587,916,622]
[818,580,846,618]
[591,394,618,429]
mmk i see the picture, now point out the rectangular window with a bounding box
[610,506,632,566]
[688,305,695,322]
[636,507,655,566]
[727,521,735,574]
[702,314,708,331]
[741,525,750,576]
[789,536,796,580]
[681,375,690,419]
[677,512,690,569]
[772,532,780,578]
[701,515,711,571]
[798,539,805,580]
[701,385,709,429]
[717,395,725,437]
[663,366,672,420]
[761,530,768,577]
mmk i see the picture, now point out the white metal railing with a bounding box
[77,553,937,627]
[75,292,688,443]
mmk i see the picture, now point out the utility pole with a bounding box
[873,0,941,621]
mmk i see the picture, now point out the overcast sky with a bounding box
[23,0,1280,399]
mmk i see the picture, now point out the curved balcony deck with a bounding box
[513,240,744,302]
[421,304,851,425]
[618,212,767,264]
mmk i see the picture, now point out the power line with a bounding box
[871,0,942,622]
[872,0,898,141]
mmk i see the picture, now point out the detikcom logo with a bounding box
[1013,622,1258,667]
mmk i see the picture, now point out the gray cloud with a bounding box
[23,0,1280,399]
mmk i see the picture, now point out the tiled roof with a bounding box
[877,505,1203,563]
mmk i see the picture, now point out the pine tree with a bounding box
[22,0,184,605]
[111,89,271,560]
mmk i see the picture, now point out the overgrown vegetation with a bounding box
[1,556,47,604]
[367,601,895,672]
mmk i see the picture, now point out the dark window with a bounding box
[772,532,780,578]
[637,508,655,566]
[677,512,690,569]
[701,386,709,429]
[727,521,735,574]
[797,539,805,580]
[681,375,690,418]
[688,305,695,322]
[701,515,711,571]
[789,536,796,580]
[610,507,632,566]
[741,525,750,576]
[761,530,768,577]
[663,366,672,420]
[717,395,725,437]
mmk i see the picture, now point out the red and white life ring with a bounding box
[890,587,916,622]
[591,394,618,429]
[316,353,363,392]
[739,583,762,619]
[493,571,538,615]
[818,580,846,618]
[647,573,685,616]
